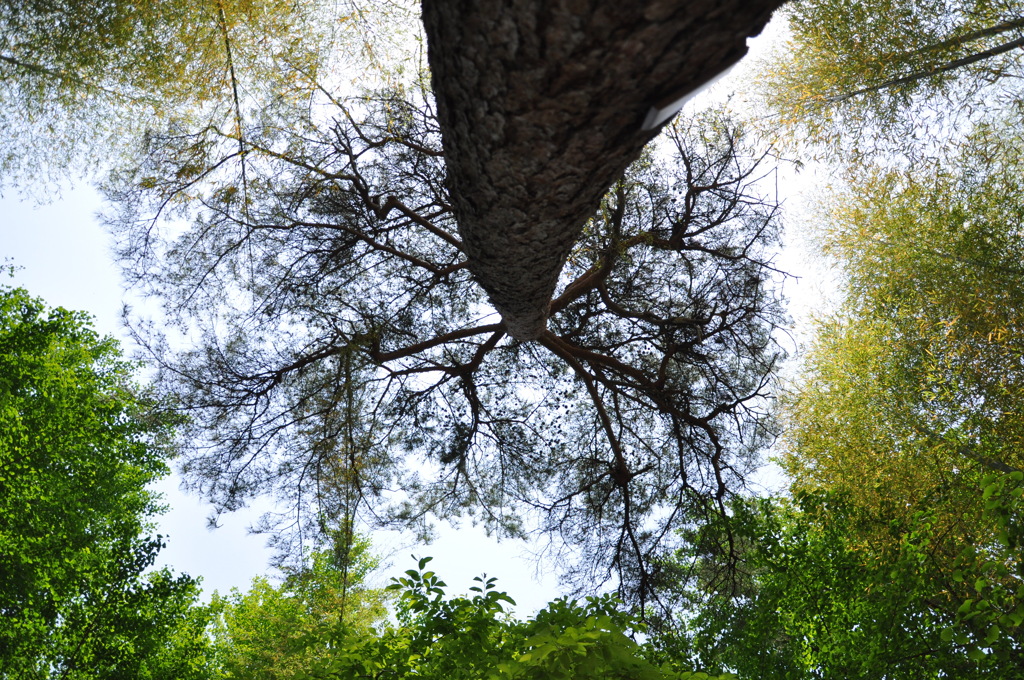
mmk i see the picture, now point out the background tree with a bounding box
[108,88,788,608]
[650,481,1024,678]
[0,285,215,679]
[787,120,1024,652]
[643,122,1024,677]
[210,534,388,680]
[760,0,1024,162]
[0,0,399,191]
[784,124,1024,537]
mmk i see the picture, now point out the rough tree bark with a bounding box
[421,0,786,341]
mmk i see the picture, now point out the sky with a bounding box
[0,13,830,616]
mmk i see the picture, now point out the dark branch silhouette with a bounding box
[109,87,788,607]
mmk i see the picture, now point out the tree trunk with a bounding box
[421,0,785,340]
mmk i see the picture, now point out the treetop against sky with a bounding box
[6,0,1024,674]
[7,0,1024,636]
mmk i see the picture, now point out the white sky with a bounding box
[0,11,831,616]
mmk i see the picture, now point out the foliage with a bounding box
[784,124,1024,543]
[0,286,215,678]
[781,122,1024,670]
[106,81,789,605]
[210,533,388,680]
[958,470,1024,657]
[760,0,1024,162]
[652,479,1024,679]
[209,548,740,680]
[304,557,731,680]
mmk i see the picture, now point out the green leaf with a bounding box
[985,625,1001,645]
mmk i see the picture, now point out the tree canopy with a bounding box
[652,479,1024,678]
[245,556,731,680]
[109,83,788,605]
[3,0,793,620]
[192,534,751,680]
[0,285,214,678]
[784,123,1024,538]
